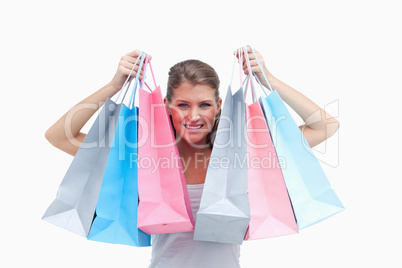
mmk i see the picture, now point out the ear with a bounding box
[216,97,222,115]
[164,97,171,114]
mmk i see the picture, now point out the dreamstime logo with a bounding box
[63,99,340,167]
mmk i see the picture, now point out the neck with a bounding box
[177,138,212,185]
[177,139,211,160]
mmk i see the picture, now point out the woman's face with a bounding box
[165,82,222,147]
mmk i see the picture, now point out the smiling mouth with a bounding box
[183,124,204,129]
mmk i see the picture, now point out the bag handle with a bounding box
[242,46,259,103]
[143,58,158,91]
[230,46,258,103]
[114,51,158,109]
[230,47,246,88]
[246,45,274,94]
[136,54,158,95]
[128,52,148,109]
[238,47,244,86]
[115,54,142,104]
[234,46,257,103]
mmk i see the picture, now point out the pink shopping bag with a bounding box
[244,100,298,240]
[137,59,194,234]
[240,47,298,240]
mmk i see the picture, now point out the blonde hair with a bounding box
[166,59,221,147]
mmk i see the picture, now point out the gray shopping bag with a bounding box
[42,98,122,237]
[194,86,250,245]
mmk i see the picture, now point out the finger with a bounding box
[248,59,259,68]
[244,48,259,62]
[117,66,135,80]
[251,66,261,73]
[129,67,145,78]
[244,62,261,75]
[120,58,136,71]
[242,56,252,71]
[234,48,243,59]
[122,56,149,72]
[119,63,146,79]
[127,49,142,57]
[119,65,137,77]
[243,48,252,63]
[121,61,143,76]
[243,64,250,74]
[243,63,250,74]
[126,51,153,64]
[233,49,239,59]
[123,55,150,66]
[247,51,256,60]
[121,55,139,65]
[242,56,247,67]
[246,46,259,55]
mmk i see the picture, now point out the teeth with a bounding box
[184,124,203,129]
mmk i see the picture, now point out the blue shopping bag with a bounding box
[87,53,151,246]
[259,91,344,229]
[247,44,344,229]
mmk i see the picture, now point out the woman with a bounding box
[45,48,339,267]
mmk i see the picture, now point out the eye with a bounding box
[200,103,212,107]
[177,103,189,108]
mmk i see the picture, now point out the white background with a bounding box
[1,0,401,267]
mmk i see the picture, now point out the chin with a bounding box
[178,133,209,148]
[182,137,207,146]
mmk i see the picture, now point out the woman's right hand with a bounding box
[45,49,152,156]
[109,49,152,92]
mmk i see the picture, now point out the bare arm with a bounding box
[44,83,119,156]
[45,50,148,156]
[242,47,339,148]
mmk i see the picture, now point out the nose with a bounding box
[187,108,200,122]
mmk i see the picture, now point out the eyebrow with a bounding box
[175,100,213,103]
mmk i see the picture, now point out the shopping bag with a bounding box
[42,98,121,237]
[242,48,298,239]
[137,60,194,234]
[88,52,151,246]
[259,91,344,229]
[245,99,298,240]
[194,86,250,245]
[88,103,150,246]
[247,46,344,229]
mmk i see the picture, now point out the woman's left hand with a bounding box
[235,46,340,148]
[235,47,274,89]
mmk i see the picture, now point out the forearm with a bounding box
[266,72,339,135]
[45,49,148,156]
[241,46,339,147]
[45,82,119,147]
